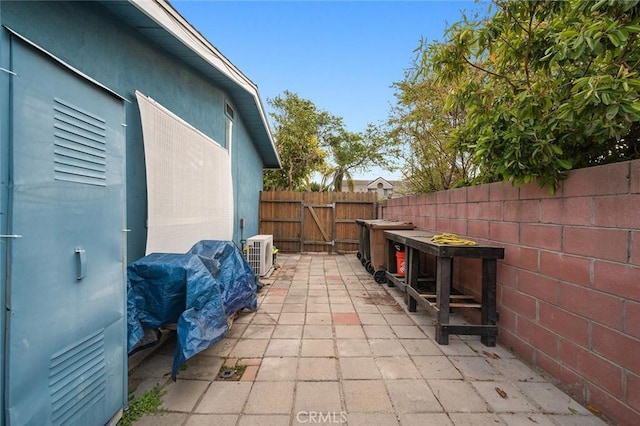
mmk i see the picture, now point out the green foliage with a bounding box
[265,90,400,192]
[263,91,331,191]
[424,0,640,191]
[389,51,477,194]
[323,123,401,191]
[118,386,165,426]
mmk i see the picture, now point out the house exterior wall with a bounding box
[0,0,265,261]
[379,159,640,425]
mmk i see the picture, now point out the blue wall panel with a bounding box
[0,1,266,262]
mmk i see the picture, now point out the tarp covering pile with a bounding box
[127,240,257,378]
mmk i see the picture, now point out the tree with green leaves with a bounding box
[389,52,476,193]
[323,122,401,192]
[424,0,640,190]
[264,91,332,191]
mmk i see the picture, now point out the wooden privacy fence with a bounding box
[259,191,378,253]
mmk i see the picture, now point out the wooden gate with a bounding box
[259,191,378,253]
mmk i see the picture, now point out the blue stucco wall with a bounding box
[0,0,265,261]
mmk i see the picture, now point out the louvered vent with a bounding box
[49,329,106,426]
[53,97,107,186]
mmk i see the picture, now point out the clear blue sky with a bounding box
[171,0,488,179]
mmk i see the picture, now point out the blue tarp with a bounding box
[127,241,257,378]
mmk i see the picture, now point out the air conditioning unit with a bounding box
[246,234,274,277]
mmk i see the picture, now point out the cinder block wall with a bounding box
[380,159,640,425]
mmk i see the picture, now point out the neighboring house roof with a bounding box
[367,177,394,190]
[99,0,281,168]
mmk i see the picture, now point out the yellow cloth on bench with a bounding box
[431,233,477,246]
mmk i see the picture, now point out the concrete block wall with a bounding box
[380,159,640,425]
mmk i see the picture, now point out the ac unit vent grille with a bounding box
[246,235,273,277]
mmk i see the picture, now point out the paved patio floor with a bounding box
[129,253,609,426]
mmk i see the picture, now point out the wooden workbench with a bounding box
[384,229,504,346]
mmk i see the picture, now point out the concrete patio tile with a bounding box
[294,381,343,413]
[449,356,503,381]
[336,339,373,357]
[465,339,517,359]
[265,339,301,357]
[354,304,381,314]
[242,324,275,339]
[334,325,366,339]
[258,303,283,314]
[448,413,506,425]
[306,312,333,324]
[186,414,238,426]
[347,413,399,426]
[277,312,306,325]
[228,339,269,358]
[130,377,170,399]
[383,314,416,325]
[390,325,427,339]
[194,381,252,413]
[226,323,249,338]
[200,338,237,357]
[369,339,408,357]
[500,413,556,425]
[308,296,330,304]
[359,313,388,325]
[516,381,590,415]
[135,413,189,426]
[412,356,463,380]
[283,294,305,302]
[309,289,327,296]
[377,304,405,314]
[397,413,453,426]
[331,303,356,313]
[129,354,173,380]
[375,356,421,379]
[161,379,209,412]
[306,303,331,313]
[255,357,298,381]
[250,313,279,325]
[471,381,538,413]
[303,324,333,339]
[343,380,394,413]
[301,339,335,357]
[547,414,609,426]
[234,312,255,323]
[428,379,489,412]
[399,339,442,356]
[488,357,547,382]
[340,357,382,379]
[333,312,361,325]
[364,325,396,339]
[328,292,350,299]
[261,296,286,305]
[281,303,306,313]
[177,355,224,380]
[434,338,477,356]
[237,415,291,426]
[271,324,303,339]
[385,379,443,413]
[298,357,338,381]
[244,381,295,414]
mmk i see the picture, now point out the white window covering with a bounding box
[136,91,233,254]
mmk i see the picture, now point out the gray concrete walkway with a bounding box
[129,253,609,426]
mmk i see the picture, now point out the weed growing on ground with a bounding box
[118,385,165,426]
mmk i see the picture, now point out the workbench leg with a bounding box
[481,259,498,346]
[386,238,396,287]
[407,247,418,312]
[435,256,452,344]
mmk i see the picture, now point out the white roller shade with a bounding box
[136,91,233,254]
